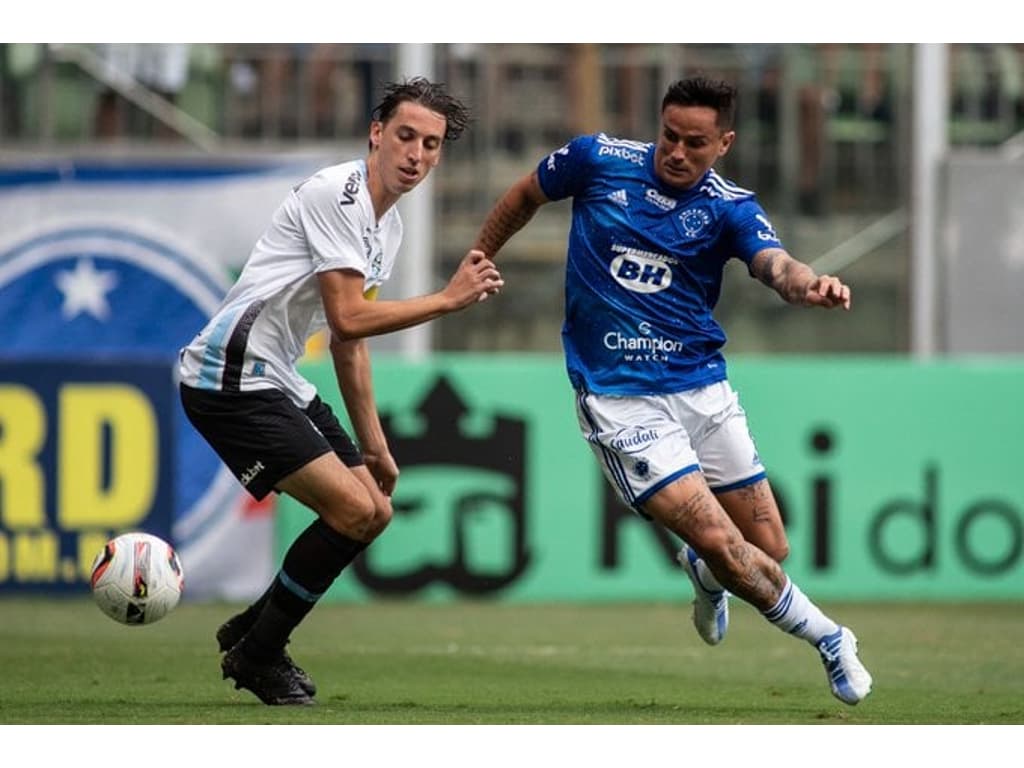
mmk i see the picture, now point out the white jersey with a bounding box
[178,159,401,407]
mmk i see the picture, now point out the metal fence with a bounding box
[2,43,1022,354]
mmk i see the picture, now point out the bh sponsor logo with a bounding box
[609,247,673,294]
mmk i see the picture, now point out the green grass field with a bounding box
[1,597,1022,726]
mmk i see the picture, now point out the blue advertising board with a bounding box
[0,361,175,592]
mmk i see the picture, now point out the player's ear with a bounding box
[718,130,736,157]
[369,120,383,151]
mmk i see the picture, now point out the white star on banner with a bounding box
[55,257,119,321]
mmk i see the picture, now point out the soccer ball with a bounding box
[90,532,185,625]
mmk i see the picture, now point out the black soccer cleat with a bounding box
[215,613,251,652]
[221,644,315,706]
[217,614,317,697]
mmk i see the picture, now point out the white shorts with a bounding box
[574,381,766,512]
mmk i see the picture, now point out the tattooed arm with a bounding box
[749,247,852,310]
[472,170,551,258]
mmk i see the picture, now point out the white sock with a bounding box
[762,577,839,644]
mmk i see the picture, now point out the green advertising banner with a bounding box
[278,355,1024,602]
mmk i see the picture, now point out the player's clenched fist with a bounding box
[444,249,504,307]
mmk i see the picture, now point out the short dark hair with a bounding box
[372,77,470,142]
[662,76,737,131]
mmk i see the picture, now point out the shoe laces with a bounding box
[818,633,842,663]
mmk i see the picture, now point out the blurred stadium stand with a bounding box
[2,42,1022,356]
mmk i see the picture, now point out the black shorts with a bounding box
[180,383,363,500]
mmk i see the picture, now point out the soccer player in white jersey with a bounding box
[472,76,872,705]
[179,78,503,705]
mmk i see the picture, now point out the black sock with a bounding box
[241,519,367,661]
[236,583,274,628]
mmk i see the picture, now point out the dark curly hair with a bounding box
[662,76,737,131]
[372,77,470,143]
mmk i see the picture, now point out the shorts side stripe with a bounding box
[600,444,636,505]
[222,299,265,392]
[576,390,599,438]
[577,391,636,505]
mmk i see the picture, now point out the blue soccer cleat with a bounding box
[817,626,874,705]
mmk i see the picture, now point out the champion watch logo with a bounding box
[606,189,629,207]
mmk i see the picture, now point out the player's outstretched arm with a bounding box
[319,252,503,341]
[473,170,550,259]
[443,249,505,304]
[750,247,852,310]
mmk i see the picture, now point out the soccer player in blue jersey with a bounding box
[472,76,872,705]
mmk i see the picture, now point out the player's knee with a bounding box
[765,540,790,563]
[748,529,789,563]
[349,494,378,533]
[688,528,738,566]
[366,496,394,539]
[321,490,377,539]
[377,496,393,526]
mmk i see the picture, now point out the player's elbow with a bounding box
[328,314,367,342]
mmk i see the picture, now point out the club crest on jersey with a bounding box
[609,245,673,294]
[679,206,712,238]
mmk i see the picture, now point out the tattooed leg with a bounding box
[645,473,786,611]
[716,479,790,563]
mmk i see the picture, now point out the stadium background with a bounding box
[0,42,1021,604]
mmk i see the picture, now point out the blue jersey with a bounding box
[536,132,783,395]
